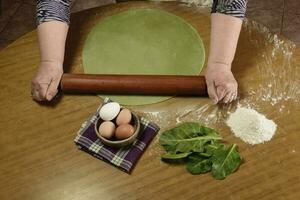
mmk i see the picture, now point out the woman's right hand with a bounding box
[32,20,69,102]
[31,61,63,101]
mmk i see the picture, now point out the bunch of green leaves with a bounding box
[159,122,242,180]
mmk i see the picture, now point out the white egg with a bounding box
[99,102,121,121]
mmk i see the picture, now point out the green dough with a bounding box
[82,8,205,105]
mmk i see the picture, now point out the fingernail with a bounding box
[46,94,52,101]
[213,98,218,104]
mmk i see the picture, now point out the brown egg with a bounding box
[116,108,132,125]
[98,121,115,139]
[115,124,135,140]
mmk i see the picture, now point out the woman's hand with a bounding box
[31,61,63,101]
[205,13,242,104]
[205,62,238,104]
[31,21,68,101]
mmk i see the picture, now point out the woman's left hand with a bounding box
[205,62,238,104]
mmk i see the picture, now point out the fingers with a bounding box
[31,61,63,102]
[222,90,238,104]
[215,83,238,104]
[207,81,238,104]
[228,92,235,103]
[31,80,51,101]
[231,91,238,102]
[223,92,233,104]
[31,89,41,101]
[216,86,226,102]
[205,63,238,104]
[206,81,218,104]
[31,79,59,101]
[45,77,61,101]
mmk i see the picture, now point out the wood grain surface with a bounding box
[0,1,299,200]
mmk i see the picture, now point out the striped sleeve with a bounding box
[212,0,248,19]
[36,0,71,25]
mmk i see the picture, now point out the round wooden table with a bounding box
[0,2,299,200]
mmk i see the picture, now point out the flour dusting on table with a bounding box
[226,107,277,145]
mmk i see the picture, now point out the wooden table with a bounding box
[0,1,299,200]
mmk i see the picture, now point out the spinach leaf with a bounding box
[159,122,222,153]
[161,152,191,161]
[212,144,242,180]
[197,152,211,158]
[205,143,224,156]
[188,152,212,160]
[187,159,212,174]
[159,122,243,180]
[186,153,212,174]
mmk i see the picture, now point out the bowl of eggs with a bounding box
[95,102,140,148]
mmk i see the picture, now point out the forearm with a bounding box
[209,0,248,67]
[208,13,242,67]
[36,0,70,65]
[205,0,248,104]
[206,14,242,104]
[37,21,69,65]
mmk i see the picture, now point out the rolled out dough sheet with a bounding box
[82,8,205,105]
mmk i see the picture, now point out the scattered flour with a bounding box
[226,107,277,145]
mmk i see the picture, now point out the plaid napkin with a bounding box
[74,98,160,173]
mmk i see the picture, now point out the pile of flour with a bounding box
[226,107,277,145]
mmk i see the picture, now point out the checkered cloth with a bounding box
[74,98,160,173]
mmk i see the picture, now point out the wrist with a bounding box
[207,60,231,71]
[39,60,63,68]
[38,60,64,73]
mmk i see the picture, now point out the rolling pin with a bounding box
[60,74,207,96]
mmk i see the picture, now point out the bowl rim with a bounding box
[95,112,140,146]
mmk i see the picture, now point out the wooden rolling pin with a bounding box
[60,74,207,96]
